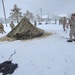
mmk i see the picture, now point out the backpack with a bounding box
[0,61,18,75]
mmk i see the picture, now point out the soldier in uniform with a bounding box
[10,21,15,30]
[62,17,67,31]
[0,23,6,34]
[67,13,75,42]
[34,20,37,27]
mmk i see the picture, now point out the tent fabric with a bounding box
[7,17,44,40]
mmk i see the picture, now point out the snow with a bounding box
[0,22,75,75]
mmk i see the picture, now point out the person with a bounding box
[55,19,57,24]
[62,17,67,31]
[34,20,37,26]
[10,21,15,30]
[0,23,6,34]
[67,13,75,42]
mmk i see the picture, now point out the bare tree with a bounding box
[40,8,42,22]
[9,4,22,23]
[23,10,34,21]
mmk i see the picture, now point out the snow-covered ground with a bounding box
[0,22,75,75]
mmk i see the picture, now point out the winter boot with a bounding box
[67,40,72,42]
[73,39,75,41]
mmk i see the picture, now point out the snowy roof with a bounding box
[42,15,51,18]
[58,14,67,17]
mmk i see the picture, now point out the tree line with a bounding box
[9,4,40,23]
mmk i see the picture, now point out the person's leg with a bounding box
[67,27,73,42]
[73,26,75,41]
[63,24,65,31]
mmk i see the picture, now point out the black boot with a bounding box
[67,40,72,42]
[73,39,75,41]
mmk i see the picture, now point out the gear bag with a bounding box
[0,61,18,75]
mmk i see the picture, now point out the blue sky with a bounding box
[0,0,75,18]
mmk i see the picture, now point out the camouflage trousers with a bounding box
[69,25,75,40]
[63,24,66,31]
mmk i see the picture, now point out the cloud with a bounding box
[0,0,75,18]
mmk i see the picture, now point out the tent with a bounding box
[7,17,44,40]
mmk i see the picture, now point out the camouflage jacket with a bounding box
[69,18,75,26]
